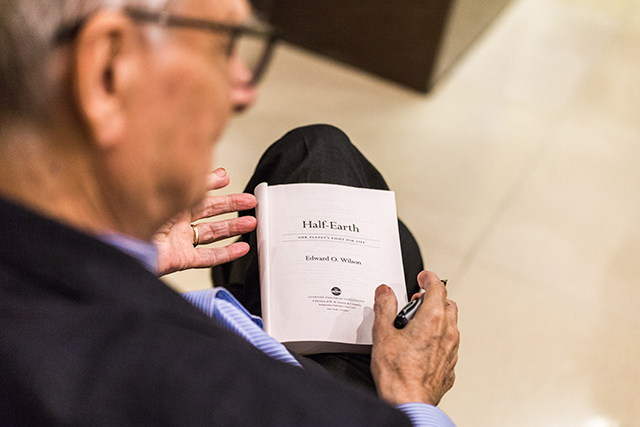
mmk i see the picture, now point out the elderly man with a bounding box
[0,0,459,426]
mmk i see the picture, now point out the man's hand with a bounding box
[371,271,459,406]
[153,168,257,276]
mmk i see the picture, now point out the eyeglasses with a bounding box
[54,7,281,86]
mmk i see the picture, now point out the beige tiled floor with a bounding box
[163,0,640,425]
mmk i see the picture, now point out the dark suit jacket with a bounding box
[0,198,411,426]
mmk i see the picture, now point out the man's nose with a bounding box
[230,55,257,113]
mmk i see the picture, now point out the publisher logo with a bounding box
[331,287,342,296]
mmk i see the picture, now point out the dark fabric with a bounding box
[221,124,423,315]
[214,124,425,395]
[0,197,412,427]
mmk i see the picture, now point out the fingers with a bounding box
[371,270,460,406]
[417,270,447,294]
[410,290,425,301]
[418,270,457,329]
[189,242,251,269]
[446,298,459,325]
[442,303,460,395]
[444,298,460,359]
[413,270,448,325]
[192,215,256,246]
[191,192,257,221]
[194,169,257,221]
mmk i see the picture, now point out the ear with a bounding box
[74,11,139,149]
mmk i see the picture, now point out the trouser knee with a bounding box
[277,124,356,159]
[247,124,388,190]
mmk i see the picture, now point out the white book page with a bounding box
[256,183,407,348]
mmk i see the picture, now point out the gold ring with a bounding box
[191,224,200,247]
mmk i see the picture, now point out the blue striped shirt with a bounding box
[101,234,455,427]
[183,288,456,427]
[183,288,302,367]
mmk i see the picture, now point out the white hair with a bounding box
[0,0,178,124]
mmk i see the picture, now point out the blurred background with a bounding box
[163,0,640,425]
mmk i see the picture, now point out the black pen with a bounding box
[394,279,447,329]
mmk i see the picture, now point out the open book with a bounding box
[255,182,407,355]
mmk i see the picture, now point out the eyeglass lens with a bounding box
[233,33,274,85]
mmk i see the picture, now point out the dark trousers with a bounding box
[212,124,424,393]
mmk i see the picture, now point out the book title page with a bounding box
[256,183,407,351]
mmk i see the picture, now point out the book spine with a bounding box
[255,182,272,334]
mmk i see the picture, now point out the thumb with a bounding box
[373,285,398,338]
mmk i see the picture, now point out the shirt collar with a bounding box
[98,232,158,274]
